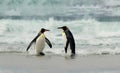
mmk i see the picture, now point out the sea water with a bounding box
[0,0,120,55]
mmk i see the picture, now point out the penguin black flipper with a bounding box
[69,38,75,54]
[26,33,40,51]
[65,30,75,54]
[45,37,52,48]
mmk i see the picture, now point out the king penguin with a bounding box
[58,26,76,56]
[26,28,52,56]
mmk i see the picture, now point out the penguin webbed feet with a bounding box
[37,52,45,56]
[40,52,45,56]
[71,53,75,56]
[70,53,76,59]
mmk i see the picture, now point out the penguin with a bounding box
[58,26,76,56]
[26,28,52,56]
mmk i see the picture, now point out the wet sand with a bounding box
[0,53,120,73]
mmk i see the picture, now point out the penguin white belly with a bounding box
[35,34,45,54]
[62,32,70,55]
[62,32,67,46]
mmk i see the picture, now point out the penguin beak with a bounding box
[57,27,62,29]
[45,29,50,31]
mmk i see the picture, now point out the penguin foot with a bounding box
[36,52,45,56]
[70,53,75,58]
[40,52,45,56]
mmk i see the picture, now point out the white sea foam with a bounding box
[0,19,120,55]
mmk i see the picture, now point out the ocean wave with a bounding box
[1,18,120,55]
[0,15,120,22]
[0,0,120,21]
[1,19,120,44]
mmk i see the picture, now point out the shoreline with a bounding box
[0,53,120,73]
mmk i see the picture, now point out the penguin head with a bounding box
[57,26,68,31]
[40,28,50,33]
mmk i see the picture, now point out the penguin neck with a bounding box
[62,31,66,36]
[40,33,45,38]
[63,29,69,32]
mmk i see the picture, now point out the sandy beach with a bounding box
[0,53,120,73]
